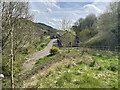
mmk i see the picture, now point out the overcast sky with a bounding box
[29,0,111,29]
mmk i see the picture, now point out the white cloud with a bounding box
[32,10,40,14]
[30,2,109,29]
[51,18,62,22]
[43,1,60,9]
[71,19,75,23]
[29,0,116,2]
[46,8,52,12]
[83,4,103,13]
[48,21,55,26]
[52,3,60,9]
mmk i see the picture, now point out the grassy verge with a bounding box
[35,54,56,65]
[35,36,50,52]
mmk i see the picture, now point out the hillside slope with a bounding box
[35,23,58,34]
[22,48,118,88]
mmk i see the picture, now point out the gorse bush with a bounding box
[50,47,60,55]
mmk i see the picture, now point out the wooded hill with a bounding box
[35,23,58,34]
[72,2,120,50]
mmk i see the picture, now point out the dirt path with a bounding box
[23,39,57,71]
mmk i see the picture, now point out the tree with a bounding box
[61,18,72,31]
[96,2,119,49]
[59,18,75,47]
[1,2,33,88]
[72,14,97,45]
[118,2,120,50]
[60,31,75,47]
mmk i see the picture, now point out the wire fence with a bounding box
[65,45,120,52]
[83,46,120,52]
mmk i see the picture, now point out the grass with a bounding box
[2,53,27,88]
[35,54,56,65]
[23,48,118,88]
[27,36,50,55]
[36,36,50,51]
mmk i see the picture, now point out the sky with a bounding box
[29,0,111,29]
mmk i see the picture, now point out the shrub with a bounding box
[89,60,95,67]
[19,47,28,54]
[107,65,118,72]
[63,73,72,82]
[37,45,42,51]
[41,43,46,47]
[98,66,104,71]
[50,47,60,55]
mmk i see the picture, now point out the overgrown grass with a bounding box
[32,48,118,88]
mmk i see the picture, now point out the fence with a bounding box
[85,46,120,52]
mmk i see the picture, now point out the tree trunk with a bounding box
[10,27,14,88]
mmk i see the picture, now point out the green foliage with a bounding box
[37,43,46,51]
[89,60,95,67]
[60,31,75,47]
[50,47,60,55]
[2,65,11,76]
[72,14,98,45]
[19,47,28,55]
[73,14,97,32]
[62,73,72,82]
[72,2,119,49]
[77,29,98,42]
[98,66,104,71]
[33,37,50,51]
[36,56,50,65]
[107,65,118,72]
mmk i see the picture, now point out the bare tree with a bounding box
[59,18,75,47]
[61,18,72,31]
[2,2,33,88]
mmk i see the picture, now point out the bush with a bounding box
[89,60,95,67]
[98,66,104,71]
[50,47,60,55]
[41,43,46,47]
[19,47,28,54]
[107,65,118,72]
[37,43,47,51]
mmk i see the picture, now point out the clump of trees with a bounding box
[72,2,120,50]
[72,14,98,43]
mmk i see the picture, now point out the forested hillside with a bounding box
[35,23,58,34]
[72,2,119,50]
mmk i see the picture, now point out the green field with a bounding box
[23,48,118,88]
